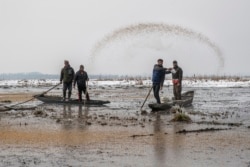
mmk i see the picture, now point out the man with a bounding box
[172,60,183,100]
[60,60,75,101]
[152,59,171,104]
[73,65,89,102]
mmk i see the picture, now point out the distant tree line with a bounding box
[0,72,59,80]
[0,72,249,81]
[0,72,150,80]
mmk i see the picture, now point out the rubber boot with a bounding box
[78,92,82,102]
[63,91,66,101]
[68,91,71,100]
[86,92,90,101]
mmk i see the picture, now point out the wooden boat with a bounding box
[148,90,194,111]
[35,95,110,106]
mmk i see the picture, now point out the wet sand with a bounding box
[0,86,250,167]
[0,93,34,103]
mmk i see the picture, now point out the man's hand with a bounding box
[167,68,172,71]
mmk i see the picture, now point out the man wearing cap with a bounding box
[152,59,171,104]
[171,60,183,100]
[60,60,75,101]
[73,65,90,102]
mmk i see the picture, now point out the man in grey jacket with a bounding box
[171,60,183,100]
[60,60,75,101]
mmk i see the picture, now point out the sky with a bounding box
[0,0,250,76]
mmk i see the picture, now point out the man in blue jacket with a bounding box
[152,59,171,104]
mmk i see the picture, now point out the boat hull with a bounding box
[35,95,110,106]
[148,90,194,111]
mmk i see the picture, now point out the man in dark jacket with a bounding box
[73,65,89,102]
[172,60,183,100]
[60,60,75,101]
[152,59,171,104]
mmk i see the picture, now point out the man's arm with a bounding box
[160,70,166,88]
[165,68,172,74]
[160,68,172,88]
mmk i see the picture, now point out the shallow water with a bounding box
[0,86,250,167]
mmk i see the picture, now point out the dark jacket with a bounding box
[172,66,183,83]
[73,70,89,87]
[152,64,171,86]
[60,65,75,83]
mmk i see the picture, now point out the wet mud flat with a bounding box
[0,86,250,167]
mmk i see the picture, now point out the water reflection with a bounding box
[77,105,89,130]
[62,104,89,131]
[152,113,187,167]
[78,105,83,119]
[63,104,72,119]
[62,104,73,130]
[78,105,89,120]
[173,122,185,163]
[153,113,167,167]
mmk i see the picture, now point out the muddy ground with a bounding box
[0,85,250,167]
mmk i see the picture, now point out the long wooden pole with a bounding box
[140,86,153,111]
[84,81,89,107]
[7,83,61,109]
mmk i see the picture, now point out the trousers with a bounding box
[153,83,161,104]
[78,86,86,101]
[63,82,72,99]
[173,84,182,100]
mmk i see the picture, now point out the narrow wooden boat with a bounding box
[35,95,110,105]
[148,90,194,111]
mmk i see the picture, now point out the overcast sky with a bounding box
[0,0,249,76]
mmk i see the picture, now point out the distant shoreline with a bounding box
[0,72,250,80]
